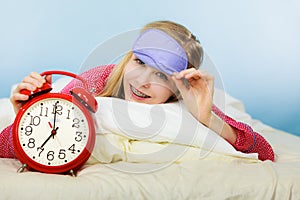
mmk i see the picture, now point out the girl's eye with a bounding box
[135,59,145,65]
[155,72,168,81]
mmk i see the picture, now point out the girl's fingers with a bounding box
[15,82,37,94]
[11,92,29,102]
[185,70,214,89]
[173,69,215,93]
[174,68,197,79]
[174,69,211,81]
[45,75,52,84]
[10,71,47,114]
[14,72,47,95]
[171,75,188,95]
[29,71,45,82]
[22,72,46,88]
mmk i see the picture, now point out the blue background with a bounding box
[0,0,299,136]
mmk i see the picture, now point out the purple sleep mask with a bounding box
[132,29,188,75]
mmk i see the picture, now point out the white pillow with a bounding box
[88,97,258,165]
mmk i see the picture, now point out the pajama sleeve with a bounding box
[212,105,275,161]
[0,124,15,158]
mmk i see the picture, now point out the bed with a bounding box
[1,77,300,200]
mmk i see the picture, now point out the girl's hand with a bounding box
[172,68,214,126]
[10,72,52,114]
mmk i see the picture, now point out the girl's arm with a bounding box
[0,65,115,158]
[1,72,53,158]
[172,69,275,161]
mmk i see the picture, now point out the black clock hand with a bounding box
[40,127,59,148]
[52,102,58,138]
[52,102,57,128]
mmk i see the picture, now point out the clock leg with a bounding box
[17,163,28,173]
[69,169,76,177]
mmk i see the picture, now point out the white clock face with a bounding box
[17,98,90,167]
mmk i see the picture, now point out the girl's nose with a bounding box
[142,82,151,88]
[135,67,153,87]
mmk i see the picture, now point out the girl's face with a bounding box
[123,54,177,104]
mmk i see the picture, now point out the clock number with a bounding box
[52,104,63,115]
[39,106,49,117]
[68,144,76,154]
[58,149,66,159]
[30,116,41,126]
[47,151,55,161]
[72,118,80,128]
[27,138,35,148]
[24,126,33,136]
[75,131,82,142]
[37,147,44,157]
[66,110,71,119]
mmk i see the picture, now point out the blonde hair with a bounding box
[98,51,132,97]
[99,20,203,97]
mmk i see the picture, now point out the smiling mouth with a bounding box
[130,84,150,98]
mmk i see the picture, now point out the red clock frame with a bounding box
[13,92,96,174]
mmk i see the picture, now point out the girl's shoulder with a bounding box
[79,64,116,85]
[61,64,116,95]
[81,64,116,95]
[82,64,116,78]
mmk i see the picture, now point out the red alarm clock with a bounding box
[13,70,97,176]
